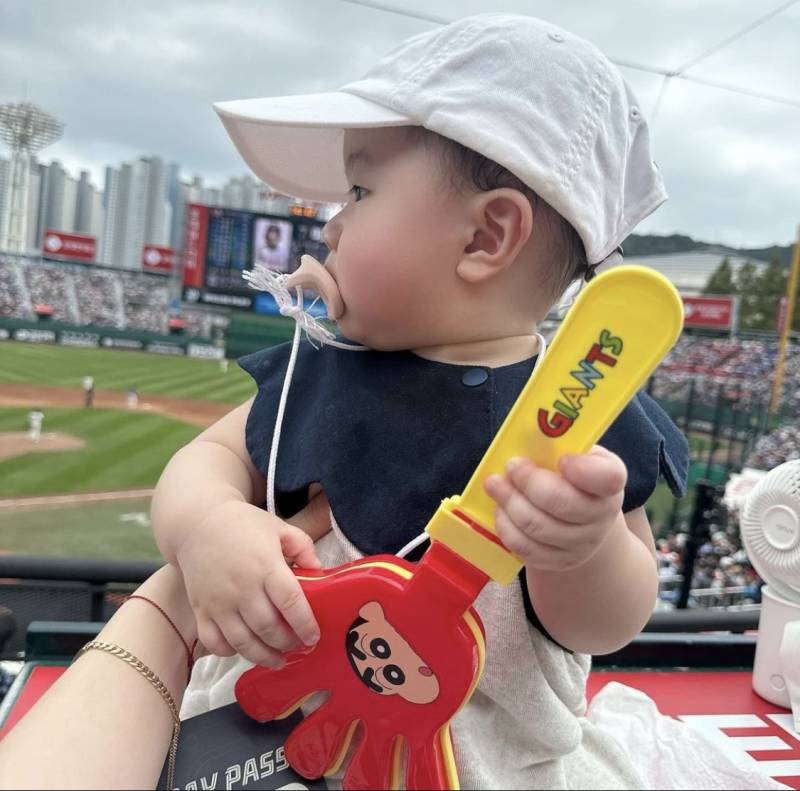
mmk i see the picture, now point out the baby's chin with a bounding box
[334,313,409,352]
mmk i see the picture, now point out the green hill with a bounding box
[624,233,793,267]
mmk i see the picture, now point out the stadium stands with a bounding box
[1,254,796,383]
[24,261,77,323]
[652,335,800,411]
[72,269,123,328]
[0,260,29,319]
[745,423,800,470]
[116,270,169,334]
[0,255,224,338]
[656,529,763,609]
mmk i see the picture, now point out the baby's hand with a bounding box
[177,498,326,667]
[483,446,626,571]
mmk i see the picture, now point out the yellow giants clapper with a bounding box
[425,265,684,584]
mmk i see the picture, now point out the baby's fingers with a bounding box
[197,614,284,667]
[266,564,320,647]
[240,595,301,653]
[281,524,322,569]
[559,445,627,497]
[219,612,286,668]
[196,616,236,658]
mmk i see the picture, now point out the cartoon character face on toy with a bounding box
[236,551,488,790]
[346,601,440,704]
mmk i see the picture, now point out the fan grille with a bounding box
[741,461,800,601]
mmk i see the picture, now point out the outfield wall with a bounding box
[0,316,224,359]
[224,312,295,358]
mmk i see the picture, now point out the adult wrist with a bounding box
[131,565,198,648]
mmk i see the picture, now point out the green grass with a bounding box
[0,407,201,497]
[0,340,707,554]
[0,340,255,403]
[0,498,161,560]
[645,482,684,535]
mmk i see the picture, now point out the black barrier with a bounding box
[0,606,15,656]
[0,555,761,660]
[0,556,163,658]
[644,607,758,633]
[593,633,757,669]
[0,555,163,584]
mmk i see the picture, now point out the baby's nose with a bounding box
[322,215,341,252]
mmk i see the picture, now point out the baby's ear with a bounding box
[456,188,533,283]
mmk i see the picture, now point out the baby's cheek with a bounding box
[335,254,374,305]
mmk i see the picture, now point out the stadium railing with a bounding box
[0,555,760,666]
[0,555,160,659]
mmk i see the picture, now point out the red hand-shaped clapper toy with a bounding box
[236,539,488,790]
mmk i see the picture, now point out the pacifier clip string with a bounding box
[242,258,367,515]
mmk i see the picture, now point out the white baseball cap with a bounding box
[214,13,666,266]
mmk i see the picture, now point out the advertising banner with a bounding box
[142,244,175,273]
[42,230,96,262]
[182,204,209,288]
[0,318,222,357]
[682,295,737,331]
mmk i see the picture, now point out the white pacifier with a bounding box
[243,255,366,351]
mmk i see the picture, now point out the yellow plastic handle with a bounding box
[425,265,684,584]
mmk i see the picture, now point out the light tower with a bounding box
[0,102,63,253]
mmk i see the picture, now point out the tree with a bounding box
[754,254,788,332]
[790,244,800,333]
[735,261,761,330]
[703,257,735,295]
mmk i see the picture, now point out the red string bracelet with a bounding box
[127,594,196,678]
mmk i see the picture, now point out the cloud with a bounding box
[1,0,797,247]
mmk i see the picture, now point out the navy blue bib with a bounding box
[240,340,688,557]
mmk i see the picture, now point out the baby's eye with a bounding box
[348,184,368,202]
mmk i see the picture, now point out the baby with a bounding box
[152,13,691,789]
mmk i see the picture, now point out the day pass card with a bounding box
[159,704,328,790]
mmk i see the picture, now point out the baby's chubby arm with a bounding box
[151,397,330,667]
[484,446,658,655]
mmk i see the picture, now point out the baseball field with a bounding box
[0,339,687,561]
[0,340,257,560]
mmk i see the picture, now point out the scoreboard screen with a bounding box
[205,209,253,292]
[182,204,328,312]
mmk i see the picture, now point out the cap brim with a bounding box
[214,91,411,203]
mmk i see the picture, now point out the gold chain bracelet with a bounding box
[75,640,180,789]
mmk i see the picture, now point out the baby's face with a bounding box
[322,127,471,350]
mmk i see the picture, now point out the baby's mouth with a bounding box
[286,254,344,320]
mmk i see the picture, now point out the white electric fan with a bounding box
[740,460,800,731]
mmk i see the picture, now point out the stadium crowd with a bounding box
[25,263,76,323]
[651,335,800,412]
[0,262,27,318]
[656,528,763,608]
[117,270,169,334]
[0,255,219,338]
[744,422,800,470]
[75,269,124,327]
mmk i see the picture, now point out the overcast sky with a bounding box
[1,0,799,248]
